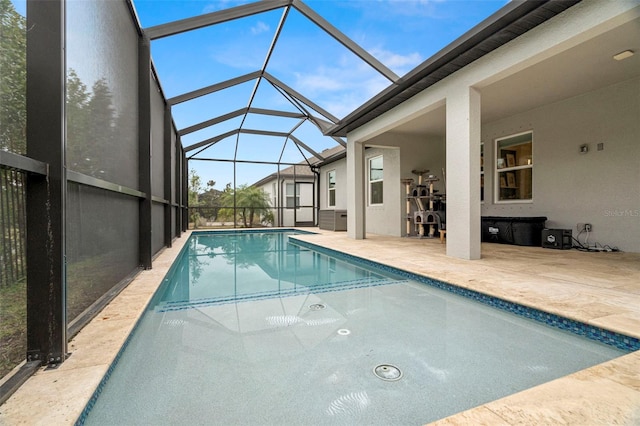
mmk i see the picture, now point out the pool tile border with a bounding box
[290,237,640,352]
[156,277,409,312]
[75,230,640,424]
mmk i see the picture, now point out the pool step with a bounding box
[154,277,408,313]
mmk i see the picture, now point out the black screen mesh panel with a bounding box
[151,77,165,198]
[152,202,165,255]
[0,3,26,156]
[171,207,176,239]
[65,0,139,189]
[66,183,139,322]
[171,131,177,205]
[0,169,27,377]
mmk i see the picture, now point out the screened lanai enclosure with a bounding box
[1,0,470,399]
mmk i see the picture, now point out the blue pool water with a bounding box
[80,230,634,425]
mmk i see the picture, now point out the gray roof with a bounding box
[251,144,345,186]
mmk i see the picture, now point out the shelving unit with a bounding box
[403,170,445,239]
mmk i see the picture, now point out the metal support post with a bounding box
[175,140,182,238]
[138,34,153,269]
[164,104,172,247]
[25,0,67,366]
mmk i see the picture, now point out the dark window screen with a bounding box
[66,183,139,322]
[66,0,139,189]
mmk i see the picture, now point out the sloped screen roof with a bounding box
[132,0,511,186]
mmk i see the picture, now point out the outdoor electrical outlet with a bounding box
[577,223,592,232]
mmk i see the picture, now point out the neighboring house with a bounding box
[253,164,316,227]
[315,1,640,259]
[253,145,344,227]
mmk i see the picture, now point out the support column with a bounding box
[182,156,189,232]
[138,34,152,269]
[446,86,481,260]
[175,141,182,238]
[25,0,67,365]
[164,104,172,247]
[346,140,365,239]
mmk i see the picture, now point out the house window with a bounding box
[286,183,299,208]
[495,131,533,202]
[327,170,336,207]
[368,155,383,205]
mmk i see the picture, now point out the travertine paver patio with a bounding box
[1,228,639,425]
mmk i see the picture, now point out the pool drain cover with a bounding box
[309,303,326,311]
[373,364,402,381]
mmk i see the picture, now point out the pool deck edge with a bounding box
[0,231,193,426]
[1,228,639,425]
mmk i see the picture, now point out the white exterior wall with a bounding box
[366,133,446,237]
[343,0,640,257]
[363,147,401,236]
[323,79,639,251]
[319,160,347,210]
[320,138,445,238]
[481,77,640,252]
[256,180,278,226]
[257,177,315,226]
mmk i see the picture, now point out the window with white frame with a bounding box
[327,170,336,207]
[495,131,533,202]
[368,155,383,205]
[286,183,299,208]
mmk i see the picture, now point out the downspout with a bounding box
[276,164,282,227]
[293,165,297,226]
[312,165,320,227]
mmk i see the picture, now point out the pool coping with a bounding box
[290,236,640,352]
[78,229,639,424]
[1,228,638,425]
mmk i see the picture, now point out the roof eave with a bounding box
[327,0,581,137]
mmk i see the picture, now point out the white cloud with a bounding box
[372,49,422,68]
[251,21,270,35]
[202,0,250,14]
[291,59,394,118]
[348,0,447,19]
[294,71,346,93]
[369,47,423,75]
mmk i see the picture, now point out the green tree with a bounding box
[0,0,27,377]
[220,185,272,227]
[66,69,90,172]
[188,169,204,228]
[86,78,115,179]
[199,180,221,221]
[0,0,26,154]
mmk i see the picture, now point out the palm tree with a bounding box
[220,185,271,227]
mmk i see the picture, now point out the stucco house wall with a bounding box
[318,75,639,251]
[257,176,315,227]
[481,76,640,252]
[319,160,347,210]
[336,0,639,258]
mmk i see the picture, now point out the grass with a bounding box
[0,278,27,378]
[0,250,142,381]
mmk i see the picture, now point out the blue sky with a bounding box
[133,0,508,190]
[12,0,508,190]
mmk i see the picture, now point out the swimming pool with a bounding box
[79,230,636,425]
